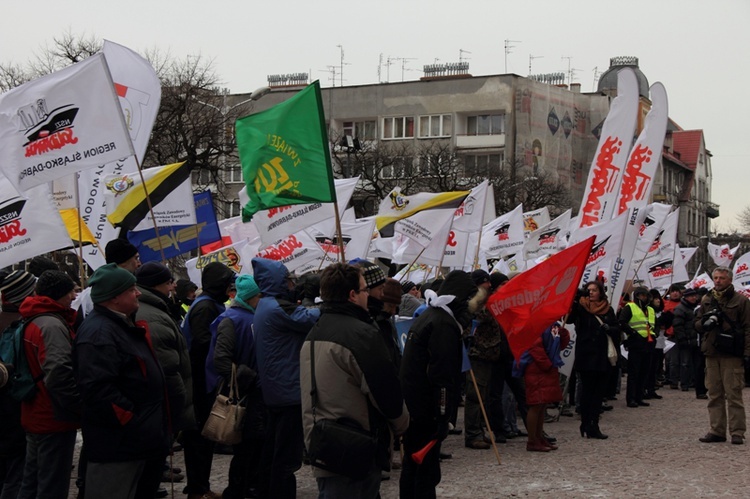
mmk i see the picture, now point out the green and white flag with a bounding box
[236,81,336,221]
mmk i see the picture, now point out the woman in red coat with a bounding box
[513,322,570,452]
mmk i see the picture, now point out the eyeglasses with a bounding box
[358,287,370,294]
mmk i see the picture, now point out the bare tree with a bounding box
[737,206,750,234]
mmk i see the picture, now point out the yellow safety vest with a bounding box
[626,302,655,340]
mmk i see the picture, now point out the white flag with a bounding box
[630,204,673,276]
[296,219,377,275]
[0,53,134,192]
[481,204,525,258]
[578,68,639,227]
[522,209,571,260]
[680,247,698,266]
[185,239,255,285]
[708,242,739,268]
[0,177,72,268]
[689,272,714,291]
[452,180,491,233]
[733,252,750,288]
[569,211,629,287]
[255,230,325,273]
[523,207,551,235]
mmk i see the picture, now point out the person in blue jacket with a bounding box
[251,258,321,499]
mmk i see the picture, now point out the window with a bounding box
[224,199,241,218]
[224,164,244,184]
[467,114,505,135]
[192,168,213,186]
[462,154,503,177]
[343,120,377,141]
[380,157,413,179]
[382,116,415,139]
[418,114,452,138]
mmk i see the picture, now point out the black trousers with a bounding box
[627,348,649,404]
[399,419,441,499]
[259,405,303,499]
[579,369,607,427]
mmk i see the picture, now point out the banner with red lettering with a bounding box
[522,209,571,260]
[487,236,594,360]
[708,242,739,268]
[0,176,73,268]
[295,219,377,275]
[254,230,324,273]
[615,83,668,216]
[249,176,358,246]
[569,212,628,287]
[733,252,750,288]
[481,204,525,258]
[0,53,134,193]
[637,210,678,282]
[609,206,650,310]
[629,204,672,277]
[442,230,470,268]
[689,272,714,291]
[577,68,638,227]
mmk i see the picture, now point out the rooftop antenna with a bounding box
[561,56,579,85]
[336,45,350,87]
[504,39,521,73]
[320,65,337,86]
[528,54,543,75]
[592,66,600,91]
[459,48,472,63]
[378,53,383,83]
[395,57,416,81]
[386,56,398,83]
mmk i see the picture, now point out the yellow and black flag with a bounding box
[104,161,193,230]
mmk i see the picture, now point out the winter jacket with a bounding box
[673,299,699,348]
[252,258,320,407]
[19,295,80,434]
[74,305,170,463]
[567,300,619,372]
[136,285,195,431]
[695,285,750,357]
[0,309,25,457]
[301,301,409,476]
[519,324,570,406]
[618,300,655,351]
[208,302,266,439]
[400,293,423,318]
[468,308,504,362]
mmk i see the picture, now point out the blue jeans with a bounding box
[316,466,381,499]
[17,430,77,499]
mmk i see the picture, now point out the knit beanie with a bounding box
[35,270,76,301]
[358,261,386,289]
[136,262,173,288]
[0,271,37,305]
[401,280,416,294]
[28,256,59,277]
[489,272,509,291]
[470,269,491,287]
[235,275,261,302]
[89,263,137,304]
[382,278,403,305]
[175,279,198,301]
[105,238,139,265]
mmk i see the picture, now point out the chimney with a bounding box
[570,83,581,93]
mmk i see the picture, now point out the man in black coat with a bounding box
[399,270,479,499]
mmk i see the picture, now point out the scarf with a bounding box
[579,296,610,316]
[423,289,462,330]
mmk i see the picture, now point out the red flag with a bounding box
[487,236,595,360]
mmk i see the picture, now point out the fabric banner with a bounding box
[201,216,240,255]
[680,247,698,267]
[481,204,525,258]
[442,230,471,269]
[395,317,415,353]
[0,177,72,268]
[104,162,194,230]
[393,263,434,285]
[250,176,358,246]
[185,239,255,285]
[522,209,571,260]
[708,242,739,268]
[629,203,672,275]
[393,208,457,253]
[296,219,377,275]
[59,208,97,245]
[578,68,639,227]
[559,324,577,378]
[128,191,221,263]
[451,180,491,233]
[616,83,668,216]
[689,272,714,291]
[487,236,595,360]
[376,187,469,237]
[609,206,650,310]
[523,207,551,235]
[637,210,679,281]
[671,244,691,285]
[236,81,336,220]
[0,53,134,192]
[569,211,628,287]
[254,230,324,273]
[733,252,750,288]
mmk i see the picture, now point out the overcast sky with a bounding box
[2,0,748,231]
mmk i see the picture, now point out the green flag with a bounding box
[236,81,336,221]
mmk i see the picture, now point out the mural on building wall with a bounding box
[514,80,609,194]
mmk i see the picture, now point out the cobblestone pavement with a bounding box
[70,382,750,498]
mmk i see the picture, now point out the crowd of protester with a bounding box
[0,240,747,499]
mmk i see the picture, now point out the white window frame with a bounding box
[382,116,415,140]
[418,114,452,138]
[466,114,505,136]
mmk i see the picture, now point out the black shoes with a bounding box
[699,433,727,443]
[646,392,663,399]
[580,424,609,439]
[627,402,638,408]
[732,435,744,445]
[697,393,708,399]
[637,401,650,407]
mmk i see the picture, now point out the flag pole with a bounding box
[473,229,485,270]
[403,247,427,282]
[333,200,346,262]
[72,174,86,286]
[133,157,167,263]
[468,367,502,465]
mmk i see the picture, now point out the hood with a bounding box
[19,295,77,326]
[438,271,477,312]
[252,258,290,298]
[201,262,235,302]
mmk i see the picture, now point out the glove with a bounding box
[600,323,611,332]
[744,357,750,372]
[702,315,719,328]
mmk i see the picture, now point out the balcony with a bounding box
[456,134,505,149]
[706,201,720,219]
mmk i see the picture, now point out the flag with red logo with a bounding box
[295,219,377,275]
[0,53,134,193]
[577,68,638,228]
[481,204,525,258]
[688,271,714,291]
[615,83,668,216]
[522,209,571,260]
[733,252,750,288]
[487,236,594,360]
[185,239,257,285]
[708,242,739,268]
[254,230,324,273]
[0,176,73,268]
[451,180,493,233]
[568,211,628,288]
[523,207,551,235]
[629,204,673,277]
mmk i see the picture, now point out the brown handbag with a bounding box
[201,363,245,445]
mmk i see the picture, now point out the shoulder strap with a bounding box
[309,340,318,422]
